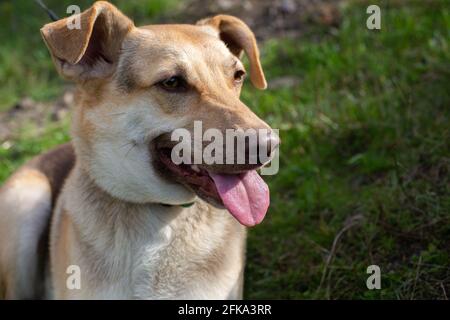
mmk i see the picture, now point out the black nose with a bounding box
[236,129,279,167]
[266,130,280,157]
[254,130,280,164]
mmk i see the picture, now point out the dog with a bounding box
[0,1,279,299]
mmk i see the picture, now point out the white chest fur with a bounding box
[52,185,246,300]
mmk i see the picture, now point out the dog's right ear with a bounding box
[40,1,133,81]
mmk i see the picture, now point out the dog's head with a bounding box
[41,1,279,226]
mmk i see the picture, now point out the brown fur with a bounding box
[0,1,275,299]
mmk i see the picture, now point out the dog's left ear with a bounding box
[197,15,267,90]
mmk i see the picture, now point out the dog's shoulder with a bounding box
[0,143,75,299]
[27,143,76,205]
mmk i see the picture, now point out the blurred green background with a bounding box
[0,0,449,299]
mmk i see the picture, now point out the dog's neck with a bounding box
[69,140,195,208]
[66,162,188,224]
[54,160,244,298]
[60,162,235,263]
[62,159,233,238]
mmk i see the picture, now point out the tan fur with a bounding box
[0,1,274,299]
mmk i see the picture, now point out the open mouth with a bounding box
[155,146,270,227]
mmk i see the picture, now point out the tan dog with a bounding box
[0,1,278,299]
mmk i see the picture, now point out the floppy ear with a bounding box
[197,15,267,90]
[40,1,133,81]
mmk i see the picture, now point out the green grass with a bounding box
[0,117,71,182]
[1,1,449,299]
[243,2,450,299]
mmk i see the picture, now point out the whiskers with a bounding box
[120,140,138,158]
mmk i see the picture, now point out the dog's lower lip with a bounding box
[155,147,223,205]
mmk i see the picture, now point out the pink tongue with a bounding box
[209,171,270,227]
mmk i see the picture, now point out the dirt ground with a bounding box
[168,0,342,39]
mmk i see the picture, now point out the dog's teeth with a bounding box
[191,165,200,172]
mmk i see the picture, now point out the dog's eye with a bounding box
[234,70,246,83]
[159,76,186,92]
